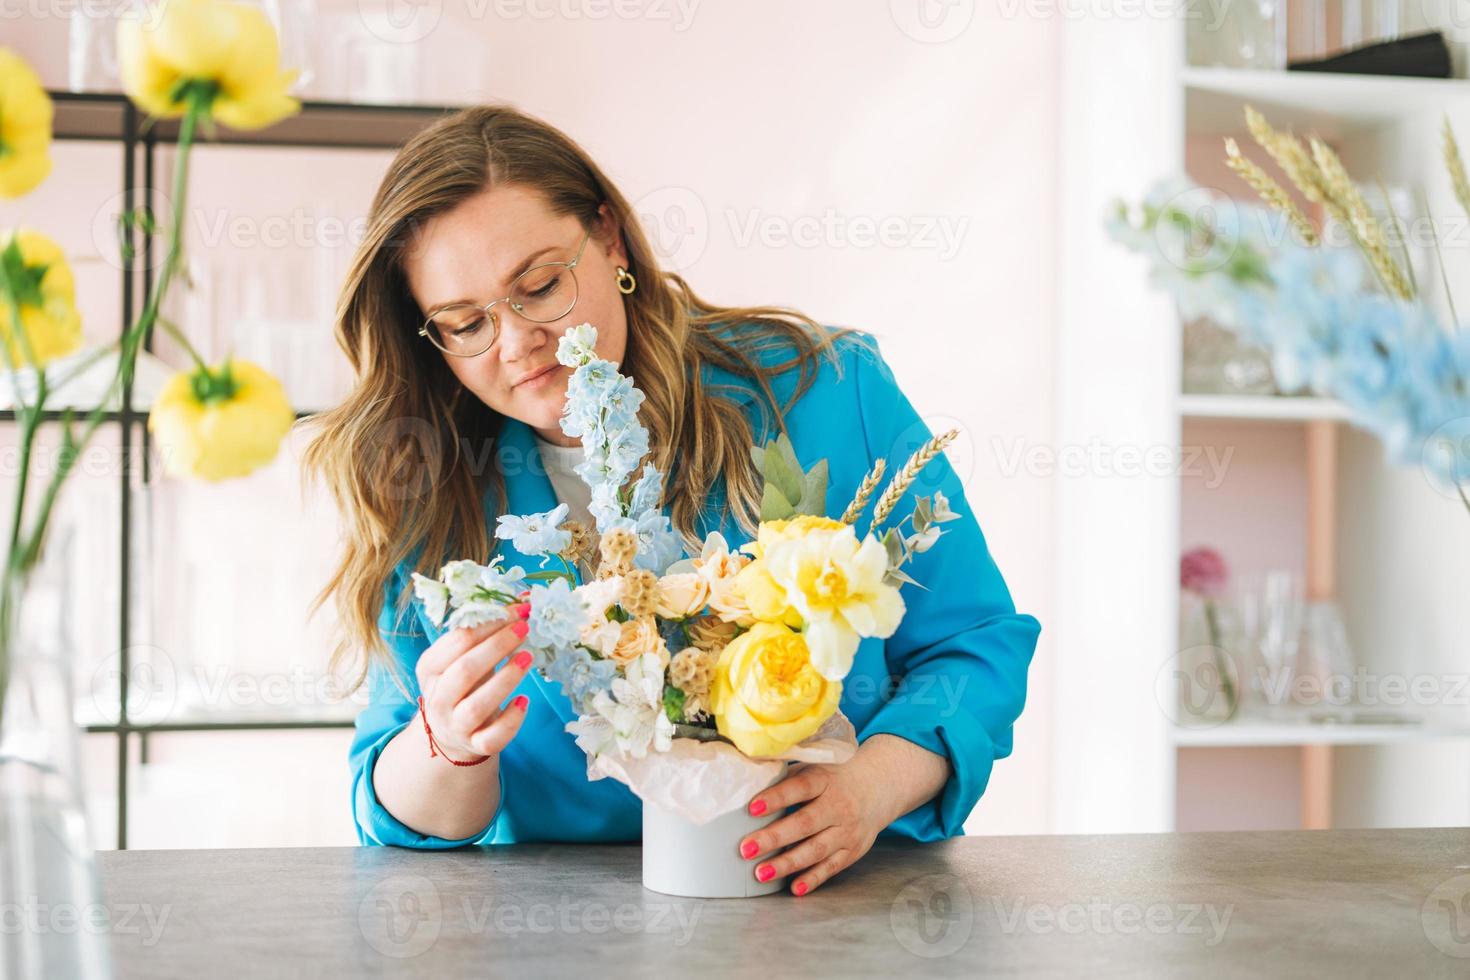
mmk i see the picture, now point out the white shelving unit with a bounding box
[1173,36,1470,832]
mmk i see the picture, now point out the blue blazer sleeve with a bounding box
[845,340,1040,841]
[347,565,506,847]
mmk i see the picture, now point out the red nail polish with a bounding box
[511,621,529,639]
[756,864,776,882]
[508,602,531,619]
[793,881,809,897]
[740,840,759,859]
[748,799,767,817]
[517,589,531,600]
[512,694,529,711]
[512,651,533,670]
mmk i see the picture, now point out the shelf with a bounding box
[49,90,465,150]
[78,698,360,734]
[1184,66,1470,137]
[1172,718,1470,748]
[1179,393,1349,422]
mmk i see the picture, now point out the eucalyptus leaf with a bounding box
[760,482,796,522]
[796,459,829,515]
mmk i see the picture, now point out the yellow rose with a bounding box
[654,572,710,619]
[710,621,842,758]
[148,359,294,481]
[118,0,300,130]
[739,515,847,561]
[0,50,53,198]
[609,616,668,667]
[0,228,82,367]
[765,525,904,681]
[732,558,803,628]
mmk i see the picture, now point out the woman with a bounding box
[304,105,1039,896]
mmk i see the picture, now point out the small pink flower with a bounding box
[1180,547,1229,598]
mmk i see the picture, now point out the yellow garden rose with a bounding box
[0,229,82,367]
[739,515,847,561]
[118,0,300,130]
[710,621,842,758]
[148,359,294,481]
[764,524,904,681]
[0,50,53,198]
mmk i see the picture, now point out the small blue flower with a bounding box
[526,578,588,650]
[495,502,572,561]
[543,646,619,710]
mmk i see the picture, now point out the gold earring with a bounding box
[615,266,637,295]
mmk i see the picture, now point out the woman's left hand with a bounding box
[739,733,951,896]
[738,760,883,896]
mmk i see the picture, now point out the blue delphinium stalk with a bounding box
[554,323,685,575]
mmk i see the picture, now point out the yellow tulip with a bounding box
[710,621,842,758]
[0,49,53,198]
[117,0,300,130]
[148,359,294,481]
[0,229,82,367]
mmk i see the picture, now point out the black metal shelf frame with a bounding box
[18,90,465,847]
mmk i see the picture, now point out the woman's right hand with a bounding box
[414,600,535,762]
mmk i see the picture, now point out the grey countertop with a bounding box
[99,828,1470,978]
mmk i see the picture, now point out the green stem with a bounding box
[1204,598,1239,721]
[13,87,207,576]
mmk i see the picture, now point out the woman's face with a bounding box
[402,182,630,446]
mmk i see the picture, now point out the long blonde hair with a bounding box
[303,104,866,691]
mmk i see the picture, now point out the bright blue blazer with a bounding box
[348,328,1041,847]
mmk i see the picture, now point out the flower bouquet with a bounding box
[412,323,960,896]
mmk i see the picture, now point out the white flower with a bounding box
[596,652,674,758]
[577,575,625,621]
[446,598,510,631]
[440,560,483,605]
[580,619,622,659]
[566,712,618,757]
[556,322,599,367]
[410,572,450,626]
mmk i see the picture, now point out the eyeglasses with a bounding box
[418,228,592,358]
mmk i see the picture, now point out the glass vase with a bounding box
[0,524,112,979]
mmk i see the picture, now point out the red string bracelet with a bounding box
[416,696,491,767]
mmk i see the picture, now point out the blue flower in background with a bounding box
[495,502,572,563]
[526,578,589,650]
[543,646,619,710]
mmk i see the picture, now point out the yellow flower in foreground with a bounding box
[0,229,82,367]
[118,0,300,130]
[148,359,293,481]
[0,50,53,198]
[764,524,904,681]
[727,517,847,629]
[710,621,842,758]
